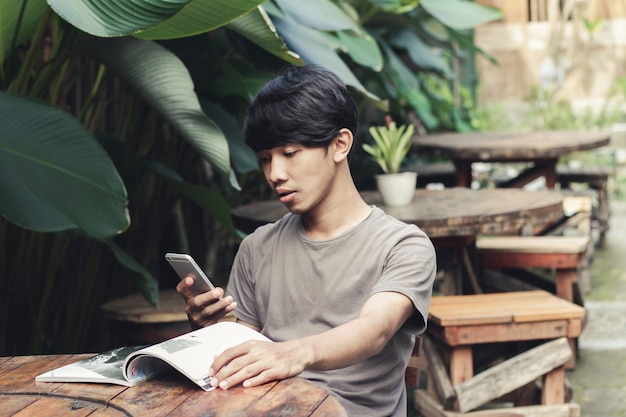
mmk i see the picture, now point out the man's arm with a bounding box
[208,291,415,389]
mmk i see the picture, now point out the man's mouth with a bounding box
[276,189,295,203]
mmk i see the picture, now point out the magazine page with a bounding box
[35,346,150,386]
[123,321,271,390]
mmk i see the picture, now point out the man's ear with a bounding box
[333,128,353,163]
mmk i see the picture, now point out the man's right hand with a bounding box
[176,277,237,329]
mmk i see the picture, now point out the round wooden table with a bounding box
[231,188,565,295]
[412,130,610,188]
[1,355,347,416]
[232,188,565,240]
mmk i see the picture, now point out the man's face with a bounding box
[257,142,337,214]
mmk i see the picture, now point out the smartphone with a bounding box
[165,253,216,294]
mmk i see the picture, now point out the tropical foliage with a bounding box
[0,0,501,355]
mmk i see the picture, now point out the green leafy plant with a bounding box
[0,0,502,356]
[363,118,415,174]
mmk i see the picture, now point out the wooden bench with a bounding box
[476,235,590,306]
[101,289,191,345]
[556,165,611,249]
[415,291,585,416]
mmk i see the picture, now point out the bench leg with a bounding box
[450,346,473,386]
[555,269,577,304]
[542,366,566,404]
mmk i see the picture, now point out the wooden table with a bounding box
[412,130,610,188]
[1,354,347,416]
[232,188,564,241]
[232,188,565,294]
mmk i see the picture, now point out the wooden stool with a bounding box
[417,291,585,415]
[101,289,190,345]
[557,165,611,249]
[476,236,590,305]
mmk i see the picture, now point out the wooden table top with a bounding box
[231,188,564,240]
[1,354,347,416]
[412,130,610,161]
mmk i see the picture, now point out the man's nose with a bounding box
[267,158,288,184]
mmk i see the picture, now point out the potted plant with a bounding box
[363,117,417,206]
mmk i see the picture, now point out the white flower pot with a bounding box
[375,172,417,207]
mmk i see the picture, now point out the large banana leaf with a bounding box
[47,0,266,38]
[270,12,380,102]
[378,38,438,129]
[272,0,383,72]
[74,34,239,189]
[227,6,301,65]
[389,29,452,79]
[275,0,360,32]
[0,92,130,238]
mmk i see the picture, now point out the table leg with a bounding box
[461,247,482,294]
[453,160,472,188]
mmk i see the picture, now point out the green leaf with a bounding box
[389,29,452,78]
[136,0,267,40]
[144,158,243,238]
[200,99,258,174]
[368,0,420,13]
[420,0,502,30]
[47,0,266,39]
[1,0,48,64]
[0,92,130,238]
[227,7,301,64]
[275,0,360,32]
[379,40,438,130]
[271,14,381,102]
[336,30,383,71]
[74,35,239,189]
[102,239,160,307]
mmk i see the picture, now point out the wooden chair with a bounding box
[414,291,585,416]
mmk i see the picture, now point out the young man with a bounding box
[176,65,436,416]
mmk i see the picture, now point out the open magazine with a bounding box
[35,321,270,391]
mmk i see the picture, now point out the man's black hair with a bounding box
[243,65,358,152]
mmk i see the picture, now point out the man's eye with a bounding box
[259,156,271,164]
[284,151,297,158]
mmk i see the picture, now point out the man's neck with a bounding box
[300,184,372,241]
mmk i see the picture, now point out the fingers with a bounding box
[209,343,269,389]
[176,280,236,329]
[208,341,300,390]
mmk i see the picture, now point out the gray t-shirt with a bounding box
[227,207,436,416]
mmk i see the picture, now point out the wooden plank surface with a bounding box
[476,236,590,253]
[0,355,348,416]
[428,291,586,327]
[412,131,610,161]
